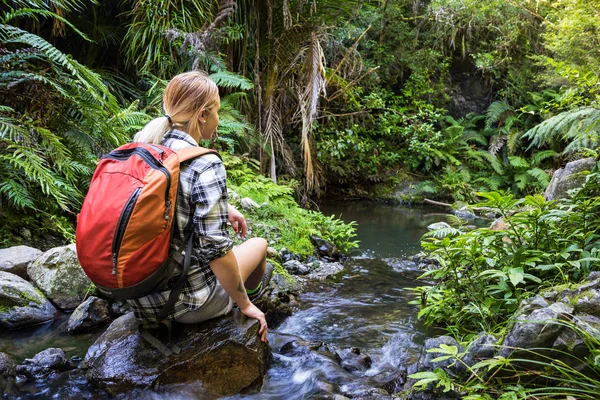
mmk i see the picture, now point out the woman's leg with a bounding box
[232,237,268,290]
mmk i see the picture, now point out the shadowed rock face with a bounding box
[82,311,271,397]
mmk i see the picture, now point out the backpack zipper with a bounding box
[112,187,142,275]
[103,147,171,214]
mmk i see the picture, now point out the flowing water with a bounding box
[1,202,453,399]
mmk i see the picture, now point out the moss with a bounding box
[569,289,596,305]
[268,259,295,285]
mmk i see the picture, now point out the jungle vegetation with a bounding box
[1,0,600,396]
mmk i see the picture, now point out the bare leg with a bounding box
[232,237,268,290]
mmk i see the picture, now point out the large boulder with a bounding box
[67,296,110,334]
[0,245,42,279]
[27,244,93,311]
[544,158,596,200]
[0,271,56,329]
[83,311,271,397]
[499,302,573,359]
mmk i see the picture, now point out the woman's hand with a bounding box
[228,204,247,238]
[239,302,268,342]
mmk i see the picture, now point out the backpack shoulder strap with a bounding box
[176,146,221,162]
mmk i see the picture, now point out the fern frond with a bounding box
[523,107,600,153]
[531,149,558,166]
[463,131,488,146]
[526,167,550,188]
[210,70,254,91]
[0,178,35,209]
[486,101,514,129]
[508,156,530,169]
[476,150,504,174]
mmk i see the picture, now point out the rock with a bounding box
[109,300,131,317]
[0,245,42,279]
[67,296,110,334]
[463,332,498,367]
[418,336,465,376]
[280,248,301,263]
[0,352,16,377]
[0,271,56,329]
[17,348,75,380]
[266,246,280,261]
[240,197,260,210]
[83,311,271,397]
[574,289,600,317]
[427,222,451,231]
[381,371,406,394]
[515,295,549,317]
[553,314,600,373]
[500,302,573,359]
[310,236,340,259]
[544,158,596,200]
[27,244,94,310]
[339,347,372,373]
[307,261,344,281]
[451,203,476,220]
[228,189,240,202]
[342,387,391,399]
[283,260,310,275]
[490,217,508,231]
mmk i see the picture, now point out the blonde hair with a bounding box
[134,71,220,144]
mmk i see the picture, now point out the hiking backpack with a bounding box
[75,142,219,305]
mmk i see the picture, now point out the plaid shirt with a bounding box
[127,129,233,322]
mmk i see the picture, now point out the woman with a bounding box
[127,71,270,342]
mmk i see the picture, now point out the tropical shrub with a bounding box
[412,164,600,335]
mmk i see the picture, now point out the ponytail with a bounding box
[133,116,172,144]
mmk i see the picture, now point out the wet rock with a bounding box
[0,271,56,329]
[280,340,341,362]
[109,300,131,317]
[463,332,498,367]
[342,387,391,399]
[284,260,310,275]
[17,348,75,380]
[500,302,573,359]
[307,261,344,281]
[27,244,94,311]
[544,158,596,200]
[67,296,110,334]
[83,311,271,397]
[0,352,16,377]
[339,347,372,373]
[426,222,451,232]
[310,236,340,259]
[280,248,301,263]
[0,245,42,279]
[380,370,406,394]
[240,197,260,210]
[451,203,476,220]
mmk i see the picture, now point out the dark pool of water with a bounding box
[1,202,461,399]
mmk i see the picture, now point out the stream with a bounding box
[1,202,452,399]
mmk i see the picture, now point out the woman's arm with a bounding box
[209,251,268,342]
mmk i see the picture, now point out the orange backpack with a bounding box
[76,142,218,308]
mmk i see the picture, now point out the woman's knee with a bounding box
[248,237,268,254]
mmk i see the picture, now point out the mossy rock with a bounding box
[0,271,56,329]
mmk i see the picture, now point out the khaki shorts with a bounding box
[174,281,234,324]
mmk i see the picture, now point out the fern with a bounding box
[210,70,254,91]
[486,100,514,129]
[526,167,550,188]
[531,149,558,166]
[522,107,600,154]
